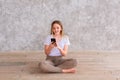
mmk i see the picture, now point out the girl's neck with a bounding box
[53,34,62,38]
[53,34,62,42]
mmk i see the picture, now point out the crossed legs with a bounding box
[39,57,77,73]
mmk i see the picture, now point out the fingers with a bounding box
[50,42,56,48]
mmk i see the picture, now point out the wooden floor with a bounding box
[0,51,120,80]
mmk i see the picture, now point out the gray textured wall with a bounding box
[0,0,120,51]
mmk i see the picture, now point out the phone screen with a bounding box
[51,38,56,43]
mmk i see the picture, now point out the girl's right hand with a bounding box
[49,42,56,48]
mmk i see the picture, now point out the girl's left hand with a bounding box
[56,42,62,50]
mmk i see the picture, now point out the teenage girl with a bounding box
[39,20,77,73]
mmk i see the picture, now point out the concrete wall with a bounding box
[0,0,120,51]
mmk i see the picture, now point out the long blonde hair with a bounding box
[50,20,64,36]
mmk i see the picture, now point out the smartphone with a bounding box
[51,38,56,43]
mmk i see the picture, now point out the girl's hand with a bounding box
[56,42,66,56]
[49,42,56,48]
[56,42,61,50]
[44,42,56,55]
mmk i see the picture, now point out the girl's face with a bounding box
[52,23,62,35]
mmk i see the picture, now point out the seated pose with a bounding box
[39,20,77,73]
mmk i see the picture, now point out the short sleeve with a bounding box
[64,36,70,45]
[44,35,51,45]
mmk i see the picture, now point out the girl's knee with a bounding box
[72,59,77,67]
[67,58,77,67]
[39,61,48,72]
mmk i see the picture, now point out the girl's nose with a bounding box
[55,28,58,31]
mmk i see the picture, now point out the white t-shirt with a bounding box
[44,35,70,56]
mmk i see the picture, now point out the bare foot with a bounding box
[62,68,76,73]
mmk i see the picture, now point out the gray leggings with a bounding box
[39,56,77,73]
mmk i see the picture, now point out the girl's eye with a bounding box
[57,27,59,29]
[53,27,59,30]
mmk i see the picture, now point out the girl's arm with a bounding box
[57,44,68,56]
[44,43,55,56]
